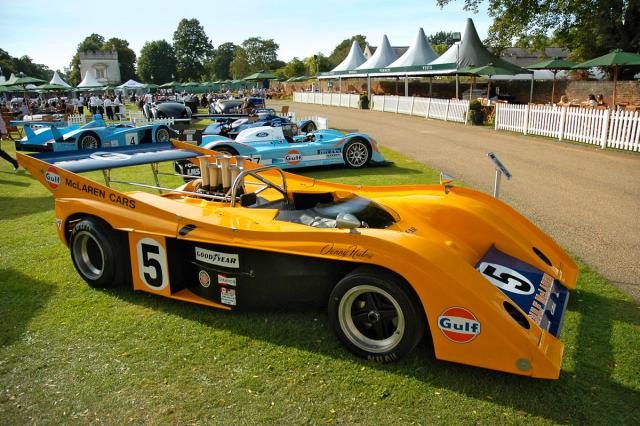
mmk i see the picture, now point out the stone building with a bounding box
[79,50,121,85]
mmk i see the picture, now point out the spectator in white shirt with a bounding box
[89,95,98,116]
[104,96,114,120]
[76,96,85,116]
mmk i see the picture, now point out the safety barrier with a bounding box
[294,92,361,109]
[372,95,470,124]
[495,104,640,152]
[67,114,87,126]
[131,117,175,127]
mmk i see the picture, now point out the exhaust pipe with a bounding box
[197,156,211,192]
[216,155,232,193]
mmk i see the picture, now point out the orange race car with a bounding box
[17,140,578,379]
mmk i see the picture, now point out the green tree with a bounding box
[0,50,54,81]
[329,35,368,66]
[68,34,105,86]
[428,31,459,49]
[432,44,449,56]
[282,57,307,79]
[229,47,251,79]
[437,0,640,78]
[137,40,178,84]
[241,37,280,72]
[304,53,334,76]
[102,38,137,83]
[173,18,214,81]
[207,42,237,80]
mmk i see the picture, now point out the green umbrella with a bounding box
[572,49,640,105]
[526,57,577,104]
[0,74,47,113]
[286,77,298,82]
[160,81,181,87]
[183,81,200,94]
[467,63,517,100]
[0,85,23,92]
[139,83,159,89]
[242,71,279,81]
[449,65,479,100]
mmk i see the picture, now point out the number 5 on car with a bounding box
[130,233,171,296]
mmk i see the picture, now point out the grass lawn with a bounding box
[0,111,639,425]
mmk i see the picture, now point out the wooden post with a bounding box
[601,109,611,149]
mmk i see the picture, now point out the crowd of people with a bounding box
[557,93,607,108]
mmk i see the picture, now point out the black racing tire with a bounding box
[328,266,425,363]
[155,125,170,142]
[78,132,101,150]
[69,217,127,289]
[215,146,239,156]
[302,121,317,133]
[343,138,371,169]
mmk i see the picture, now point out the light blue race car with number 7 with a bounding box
[14,114,171,153]
[173,120,390,177]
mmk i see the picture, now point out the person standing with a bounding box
[113,95,121,120]
[104,96,113,120]
[76,94,85,116]
[89,94,98,116]
[97,95,104,116]
[0,112,19,171]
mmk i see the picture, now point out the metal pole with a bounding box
[367,74,371,102]
[494,168,502,199]
[455,42,460,99]
[530,73,534,103]
[405,75,408,97]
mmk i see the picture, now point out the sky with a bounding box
[0,0,492,75]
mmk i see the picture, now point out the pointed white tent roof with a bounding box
[77,71,103,88]
[50,71,71,87]
[118,79,143,88]
[331,41,367,72]
[387,28,439,68]
[357,35,399,70]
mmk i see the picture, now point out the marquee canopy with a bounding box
[331,40,367,72]
[77,71,103,88]
[356,35,399,70]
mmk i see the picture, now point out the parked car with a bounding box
[208,97,265,114]
[143,101,192,120]
[17,141,577,379]
[203,109,317,139]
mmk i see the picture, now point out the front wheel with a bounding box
[69,218,127,288]
[155,125,170,142]
[78,132,100,150]
[214,146,239,156]
[328,267,425,363]
[343,138,371,169]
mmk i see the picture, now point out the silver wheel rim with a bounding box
[345,141,369,167]
[338,285,405,353]
[80,135,99,149]
[156,128,170,142]
[72,231,105,280]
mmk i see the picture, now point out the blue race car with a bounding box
[14,115,171,152]
[173,120,389,177]
[202,109,317,139]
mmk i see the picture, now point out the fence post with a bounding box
[466,101,471,126]
[444,99,450,122]
[523,104,530,136]
[601,109,611,149]
[395,96,399,114]
[425,98,431,119]
[558,107,566,141]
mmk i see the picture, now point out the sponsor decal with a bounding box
[319,149,341,155]
[104,141,110,148]
[218,274,236,286]
[477,262,534,295]
[195,247,239,268]
[89,152,131,161]
[255,132,269,137]
[404,227,418,234]
[137,238,169,291]
[63,177,135,208]
[45,166,61,190]
[528,273,554,325]
[438,307,481,343]
[55,218,62,230]
[221,287,236,305]
[110,140,119,147]
[320,243,374,260]
[199,270,211,288]
[285,150,302,166]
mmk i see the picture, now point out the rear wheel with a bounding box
[215,146,238,156]
[78,132,100,150]
[328,267,425,363]
[302,121,316,133]
[69,217,127,288]
[343,138,371,169]
[155,125,170,142]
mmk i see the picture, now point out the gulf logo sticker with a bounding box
[437,307,481,343]
[285,150,302,166]
[45,166,61,190]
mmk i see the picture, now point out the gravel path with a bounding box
[269,100,640,301]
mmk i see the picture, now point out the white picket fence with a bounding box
[495,104,640,152]
[131,117,176,127]
[67,114,87,126]
[293,92,470,124]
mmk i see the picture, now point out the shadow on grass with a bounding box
[0,179,30,187]
[102,281,639,424]
[294,163,423,180]
[0,196,54,221]
[0,269,56,346]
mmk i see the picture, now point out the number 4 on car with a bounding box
[16,140,578,379]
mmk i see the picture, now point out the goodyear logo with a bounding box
[438,307,481,343]
[195,247,239,268]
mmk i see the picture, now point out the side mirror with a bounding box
[336,212,361,234]
[440,172,455,194]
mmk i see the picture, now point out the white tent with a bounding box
[331,41,367,72]
[77,71,103,88]
[357,35,399,70]
[118,79,144,88]
[387,28,439,68]
[50,71,71,87]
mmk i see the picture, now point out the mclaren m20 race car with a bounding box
[174,122,388,177]
[14,114,171,152]
[17,141,577,379]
